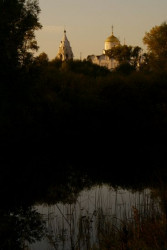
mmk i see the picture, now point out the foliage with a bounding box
[143,22,167,71]
[115,62,135,74]
[106,45,142,71]
[0,0,41,73]
[49,59,110,77]
[143,22,167,58]
[34,52,49,66]
[0,206,46,250]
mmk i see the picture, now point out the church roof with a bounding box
[56,30,73,61]
[105,34,120,43]
[105,26,120,44]
[60,30,71,49]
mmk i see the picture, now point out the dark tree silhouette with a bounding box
[0,0,41,74]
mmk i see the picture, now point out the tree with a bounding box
[143,22,167,58]
[34,52,49,66]
[143,22,167,70]
[0,0,42,73]
[106,45,132,64]
[0,206,46,250]
[131,46,142,68]
[106,45,142,71]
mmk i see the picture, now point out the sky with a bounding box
[35,0,167,60]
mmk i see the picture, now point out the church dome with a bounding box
[105,35,120,43]
[104,27,120,51]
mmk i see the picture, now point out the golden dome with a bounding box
[105,34,120,43]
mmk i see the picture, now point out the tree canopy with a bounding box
[106,45,142,71]
[143,22,167,71]
[0,0,41,73]
[143,22,167,58]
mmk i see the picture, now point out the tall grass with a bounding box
[31,185,167,250]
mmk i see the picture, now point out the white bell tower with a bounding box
[56,30,74,61]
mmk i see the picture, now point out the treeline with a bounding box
[2,59,167,138]
[2,58,167,162]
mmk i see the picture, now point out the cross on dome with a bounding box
[112,25,114,35]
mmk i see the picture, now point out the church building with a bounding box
[88,27,120,71]
[56,30,73,61]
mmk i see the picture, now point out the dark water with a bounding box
[0,162,165,250]
[0,136,167,249]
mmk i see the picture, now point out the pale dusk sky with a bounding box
[35,0,167,60]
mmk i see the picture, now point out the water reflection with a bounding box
[31,185,158,250]
[1,165,167,250]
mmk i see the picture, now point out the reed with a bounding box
[40,185,167,250]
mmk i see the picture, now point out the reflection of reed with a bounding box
[39,185,164,250]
